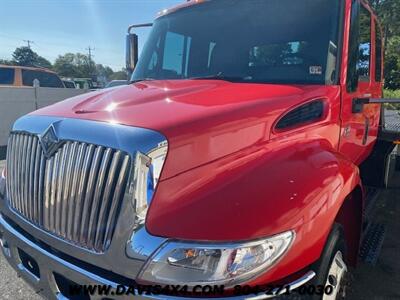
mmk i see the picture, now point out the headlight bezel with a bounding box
[131,141,168,228]
[137,231,295,287]
[0,166,6,198]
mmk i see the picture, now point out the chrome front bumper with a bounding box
[0,213,315,300]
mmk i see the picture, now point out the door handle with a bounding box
[352,98,370,113]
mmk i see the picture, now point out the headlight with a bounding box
[132,141,168,227]
[138,231,294,287]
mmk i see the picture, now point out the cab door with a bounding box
[339,0,381,164]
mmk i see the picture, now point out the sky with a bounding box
[0,0,184,71]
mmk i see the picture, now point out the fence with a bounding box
[0,87,89,159]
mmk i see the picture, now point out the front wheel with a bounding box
[309,224,350,300]
[322,250,348,300]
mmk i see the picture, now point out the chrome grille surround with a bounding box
[4,115,168,256]
[6,132,131,252]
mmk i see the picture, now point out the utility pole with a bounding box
[86,46,95,62]
[86,46,95,77]
[23,40,34,49]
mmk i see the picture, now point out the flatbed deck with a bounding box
[379,109,400,142]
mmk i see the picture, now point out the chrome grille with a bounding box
[6,132,131,252]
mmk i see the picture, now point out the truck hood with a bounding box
[32,80,339,179]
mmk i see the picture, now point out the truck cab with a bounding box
[0,0,398,299]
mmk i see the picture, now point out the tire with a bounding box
[308,224,349,300]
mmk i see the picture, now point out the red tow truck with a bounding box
[1,0,400,299]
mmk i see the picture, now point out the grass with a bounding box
[384,89,400,99]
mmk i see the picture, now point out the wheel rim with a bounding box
[322,250,348,300]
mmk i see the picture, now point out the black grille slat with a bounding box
[6,133,131,253]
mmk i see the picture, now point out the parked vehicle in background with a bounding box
[62,79,77,89]
[0,73,89,159]
[1,0,400,299]
[73,78,95,89]
[0,65,64,88]
[105,80,128,88]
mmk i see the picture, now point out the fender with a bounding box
[146,137,361,284]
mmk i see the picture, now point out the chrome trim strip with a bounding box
[105,155,130,245]
[12,115,164,156]
[126,225,167,260]
[0,214,119,287]
[141,271,316,299]
[246,271,316,300]
[79,145,101,244]
[0,171,5,199]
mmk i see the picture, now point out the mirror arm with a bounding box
[369,98,400,104]
[128,23,153,34]
[352,98,400,114]
[126,22,153,79]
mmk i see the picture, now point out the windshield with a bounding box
[132,0,342,85]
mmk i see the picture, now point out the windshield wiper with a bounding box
[130,74,250,83]
[189,73,250,82]
[130,78,156,84]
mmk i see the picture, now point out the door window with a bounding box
[0,67,15,85]
[22,70,64,88]
[162,32,187,78]
[375,24,383,82]
[358,6,371,80]
[347,1,372,92]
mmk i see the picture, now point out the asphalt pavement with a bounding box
[0,255,42,299]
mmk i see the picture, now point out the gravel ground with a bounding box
[0,255,42,300]
[348,172,400,299]
[0,159,399,299]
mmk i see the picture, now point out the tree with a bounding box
[12,47,38,67]
[0,59,13,65]
[110,70,127,81]
[53,53,80,78]
[384,37,400,90]
[53,53,121,84]
[11,46,52,69]
[35,56,52,69]
[96,64,114,85]
[367,0,400,89]
[53,53,96,78]
[96,64,114,79]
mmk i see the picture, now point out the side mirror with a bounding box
[126,33,139,76]
[126,23,152,78]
